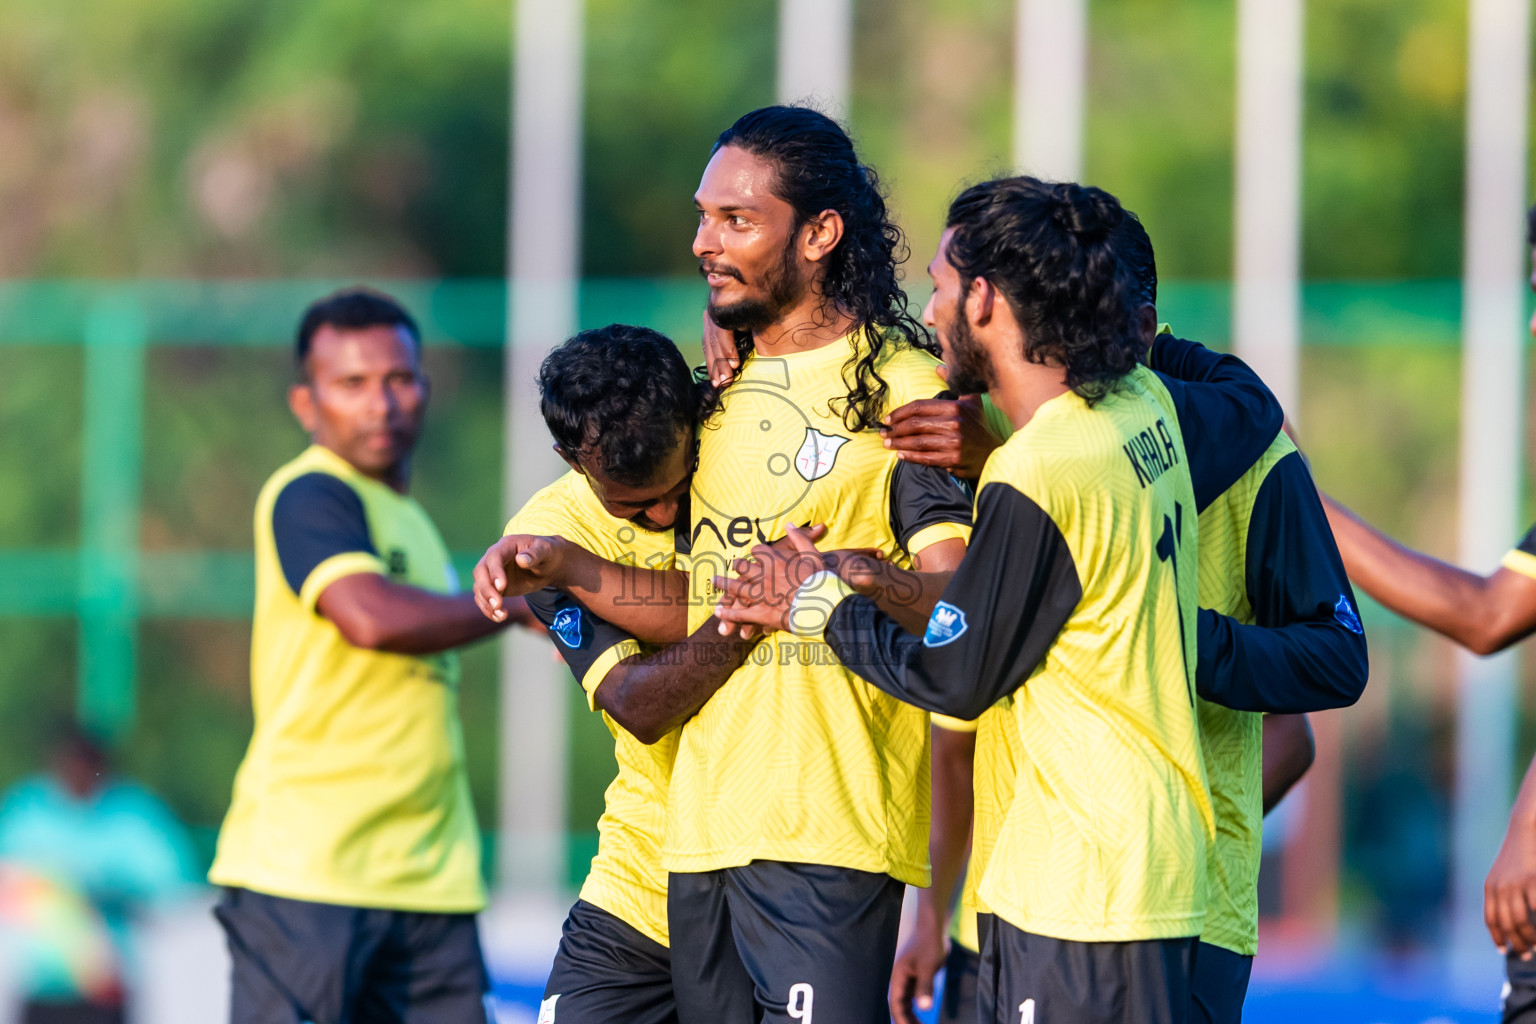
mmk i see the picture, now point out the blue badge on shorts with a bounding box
[1334,594,1363,635]
[924,601,968,647]
[552,607,583,648]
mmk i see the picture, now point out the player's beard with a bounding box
[943,314,996,395]
[705,233,804,334]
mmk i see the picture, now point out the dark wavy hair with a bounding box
[703,105,930,432]
[539,324,700,487]
[1114,210,1157,308]
[944,177,1141,405]
[295,287,420,378]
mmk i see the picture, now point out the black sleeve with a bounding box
[889,459,975,556]
[1147,336,1284,512]
[524,587,640,687]
[271,473,377,596]
[1195,452,1370,712]
[825,481,1081,719]
[1515,522,1536,557]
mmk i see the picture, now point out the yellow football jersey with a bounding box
[668,332,971,884]
[211,445,484,912]
[804,367,1213,941]
[1194,433,1298,956]
[980,370,1211,940]
[506,471,677,947]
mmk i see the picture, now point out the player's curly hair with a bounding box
[1114,210,1157,308]
[944,177,1141,406]
[701,105,931,432]
[539,324,700,487]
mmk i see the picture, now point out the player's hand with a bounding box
[702,311,742,387]
[888,921,947,1024]
[472,534,568,621]
[881,394,1001,480]
[1486,815,1536,957]
[725,536,880,640]
[715,525,833,640]
[713,524,828,635]
[767,523,829,555]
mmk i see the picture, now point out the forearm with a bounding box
[823,594,1016,719]
[1511,755,1536,832]
[555,543,689,644]
[1261,714,1314,814]
[596,618,756,743]
[841,562,955,636]
[324,581,507,654]
[924,728,976,932]
[1322,495,1499,647]
[1197,612,1366,712]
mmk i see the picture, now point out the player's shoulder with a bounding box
[1207,430,1303,524]
[506,471,599,537]
[873,340,946,408]
[257,447,361,520]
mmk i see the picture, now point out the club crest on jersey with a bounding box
[1333,594,1363,635]
[551,607,583,648]
[924,601,968,647]
[795,429,849,481]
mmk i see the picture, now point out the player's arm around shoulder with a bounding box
[1147,336,1284,510]
[1322,492,1536,656]
[1196,450,1368,712]
[272,472,520,655]
[474,533,688,644]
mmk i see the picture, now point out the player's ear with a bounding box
[966,276,997,326]
[1136,304,1158,349]
[801,209,845,264]
[288,382,318,434]
[554,443,584,475]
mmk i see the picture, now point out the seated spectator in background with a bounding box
[0,723,197,1024]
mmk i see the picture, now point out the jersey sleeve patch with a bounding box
[271,473,380,599]
[524,587,642,709]
[924,601,969,647]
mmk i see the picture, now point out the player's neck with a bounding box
[751,296,858,357]
[989,358,1070,432]
[320,442,412,494]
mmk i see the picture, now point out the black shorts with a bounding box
[1189,941,1253,1024]
[540,900,676,1024]
[1505,950,1536,1022]
[214,887,491,1024]
[938,942,981,1024]
[977,918,1197,1024]
[667,861,906,1024]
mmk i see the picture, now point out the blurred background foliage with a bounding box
[0,0,1531,941]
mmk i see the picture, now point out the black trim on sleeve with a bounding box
[1195,451,1369,712]
[1147,336,1284,512]
[524,587,640,688]
[826,482,1080,720]
[271,473,376,597]
[1516,522,1536,558]
[889,459,975,556]
[673,491,693,557]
